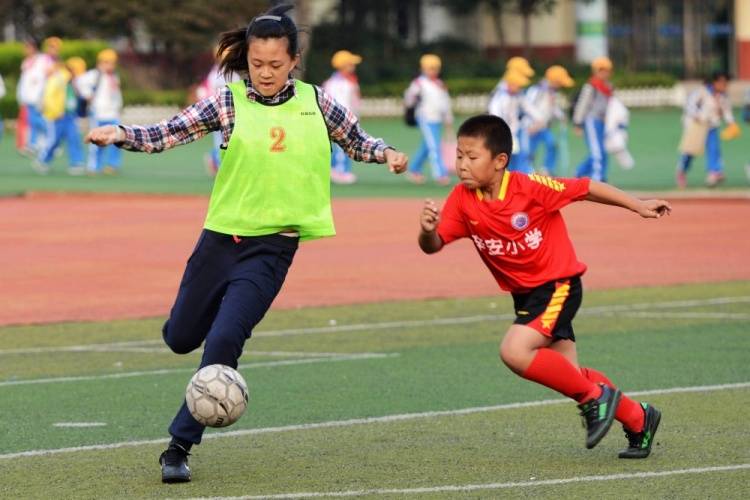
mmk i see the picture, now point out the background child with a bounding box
[85,4,408,484]
[525,65,574,175]
[745,89,750,182]
[676,71,739,188]
[17,37,59,156]
[573,56,613,182]
[195,46,237,176]
[79,48,123,175]
[418,114,670,458]
[488,69,541,173]
[0,72,5,142]
[34,58,86,175]
[604,95,634,170]
[404,54,453,185]
[323,50,363,185]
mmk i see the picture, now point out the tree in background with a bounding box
[0,0,267,87]
[516,0,558,59]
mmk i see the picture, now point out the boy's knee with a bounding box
[499,340,526,373]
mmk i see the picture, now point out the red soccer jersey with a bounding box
[437,171,590,293]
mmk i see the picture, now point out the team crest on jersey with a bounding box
[511,212,529,231]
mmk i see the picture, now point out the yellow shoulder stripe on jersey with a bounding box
[498,170,510,200]
[475,170,511,201]
[528,173,565,192]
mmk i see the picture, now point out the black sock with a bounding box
[169,437,193,453]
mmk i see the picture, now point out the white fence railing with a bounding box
[116,82,746,123]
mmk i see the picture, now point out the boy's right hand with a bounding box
[420,199,440,232]
[85,125,123,146]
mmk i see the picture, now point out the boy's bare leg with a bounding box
[550,338,578,368]
[500,324,621,449]
[499,325,598,402]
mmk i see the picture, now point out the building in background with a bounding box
[2,0,748,81]
[309,0,747,79]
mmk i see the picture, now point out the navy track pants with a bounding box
[164,230,298,444]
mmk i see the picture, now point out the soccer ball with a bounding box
[185,364,249,427]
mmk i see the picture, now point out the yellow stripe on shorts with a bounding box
[540,282,571,330]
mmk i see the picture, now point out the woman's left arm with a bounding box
[586,180,672,218]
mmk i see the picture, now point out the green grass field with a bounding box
[1,281,749,499]
[1,108,748,197]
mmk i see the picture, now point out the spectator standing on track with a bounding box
[33,58,86,175]
[525,65,575,175]
[744,89,750,182]
[196,47,238,177]
[79,49,123,175]
[404,54,454,185]
[572,57,613,182]
[488,69,541,174]
[323,50,363,185]
[17,37,60,156]
[15,39,38,153]
[0,72,5,142]
[677,71,740,188]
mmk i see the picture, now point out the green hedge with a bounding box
[0,88,190,119]
[0,40,110,78]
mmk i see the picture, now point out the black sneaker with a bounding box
[578,384,621,449]
[159,444,192,483]
[619,403,661,459]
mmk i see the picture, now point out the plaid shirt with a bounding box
[120,79,390,163]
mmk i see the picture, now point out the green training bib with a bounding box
[204,80,334,241]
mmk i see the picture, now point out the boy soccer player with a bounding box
[418,114,670,457]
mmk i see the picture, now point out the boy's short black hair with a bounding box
[708,70,730,83]
[457,114,513,158]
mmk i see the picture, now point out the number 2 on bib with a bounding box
[270,127,286,152]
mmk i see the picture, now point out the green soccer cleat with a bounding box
[159,443,192,483]
[578,384,621,449]
[619,403,661,459]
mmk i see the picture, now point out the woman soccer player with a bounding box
[86,4,408,483]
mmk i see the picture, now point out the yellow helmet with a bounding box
[503,69,531,88]
[506,56,534,77]
[66,56,87,77]
[591,56,613,71]
[97,48,118,63]
[545,65,574,87]
[331,50,363,70]
[420,54,442,71]
[43,36,63,51]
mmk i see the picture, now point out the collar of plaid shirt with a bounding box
[244,77,297,105]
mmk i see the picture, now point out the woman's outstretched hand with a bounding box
[85,125,123,146]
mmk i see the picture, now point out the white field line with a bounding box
[598,311,750,320]
[2,295,748,356]
[1,381,747,461]
[0,353,399,388]
[0,341,353,355]
[52,422,106,428]
[253,295,750,338]
[186,464,750,499]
